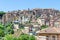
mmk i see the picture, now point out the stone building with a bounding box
[1,8,60,27]
[36,27,60,40]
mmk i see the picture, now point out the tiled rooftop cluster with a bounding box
[1,8,60,27]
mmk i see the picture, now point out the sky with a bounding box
[0,0,60,12]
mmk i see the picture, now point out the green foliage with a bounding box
[4,34,18,40]
[0,23,5,37]
[36,15,40,18]
[4,34,36,40]
[41,25,48,30]
[5,22,14,34]
[0,23,4,29]
[4,34,14,40]
[0,29,5,37]
[29,20,31,23]
[6,27,14,34]
[0,11,6,15]
[13,37,18,40]
[18,34,29,40]
[29,35,36,40]
[18,34,36,40]
[5,22,13,28]
[19,24,24,29]
[0,22,36,40]
[0,22,14,37]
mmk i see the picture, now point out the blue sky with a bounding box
[0,0,60,12]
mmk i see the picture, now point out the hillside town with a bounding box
[1,8,60,26]
[0,8,60,40]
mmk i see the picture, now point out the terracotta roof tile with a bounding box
[38,27,60,33]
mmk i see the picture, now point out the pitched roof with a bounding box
[37,27,60,34]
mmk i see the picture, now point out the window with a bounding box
[33,12,35,15]
[41,19,45,25]
[54,22,60,27]
[46,36,49,40]
[52,36,55,40]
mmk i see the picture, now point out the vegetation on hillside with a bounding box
[4,34,36,40]
[0,22,14,37]
[41,25,48,30]
[0,11,6,15]
[0,11,36,40]
[0,23,5,37]
[19,24,25,29]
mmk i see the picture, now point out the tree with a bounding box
[29,35,36,40]
[0,23,5,37]
[36,15,40,18]
[4,34,36,40]
[4,34,14,40]
[0,11,6,19]
[19,24,24,29]
[41,25,48,30]
[0,23,4,30]
[18,34,28,40]
[6,27,14,34]
[18,34,36,40]
[4,34,18,40]
[5,22,14,34]
[0,11,5,15]
[13,37,18,40]
[0,29,5,37]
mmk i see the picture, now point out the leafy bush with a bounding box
[29,35,36,40]
[0,23,5,37]
[0,11,5,15]
[0,22,14,37]
[4,34,14,40]
[4,34,36,40]
[18,34,36,40]
[0,29,5,37]
[0,11,6,18]
[19,24,24,29]
[5,22,14,34]
[0,23,4,30]
[41,25,48,30]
